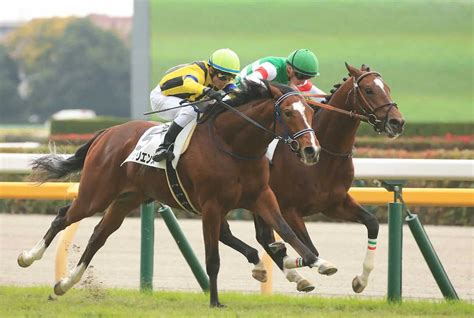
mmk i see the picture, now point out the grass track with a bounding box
[0,286,472,317]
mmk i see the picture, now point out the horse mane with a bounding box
[199,79,295,122]
[323,64,371,104]
[226,79,294,107]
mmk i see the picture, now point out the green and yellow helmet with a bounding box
[286,49,319,77]
[208,48,240,75]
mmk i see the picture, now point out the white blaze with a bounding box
[374,78,385,91]
[292,101,317,147]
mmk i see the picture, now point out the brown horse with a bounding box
[219,63,405,293]
[17,80,321,307]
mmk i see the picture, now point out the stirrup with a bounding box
[152,144,175,162]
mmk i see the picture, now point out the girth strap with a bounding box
[165,160,200,215]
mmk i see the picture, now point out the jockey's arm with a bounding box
[245,62,278,83]
[182,73,208,96]
[297,80,327,103]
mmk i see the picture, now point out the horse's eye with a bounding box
[284,109,292,117]
[365,88,374,95]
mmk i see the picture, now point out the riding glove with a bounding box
[205,88,223,102]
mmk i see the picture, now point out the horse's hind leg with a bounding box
[54,193,144,296]
[18,186,115,268]
[219,220,267,282]
[17,204,71,267]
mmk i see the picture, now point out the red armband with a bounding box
[297,80,313,92]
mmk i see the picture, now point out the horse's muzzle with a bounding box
[385,117,405,138]
[300,146,320,165]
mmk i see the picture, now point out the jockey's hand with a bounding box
[205,88,223,103]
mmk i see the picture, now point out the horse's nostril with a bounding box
[389,118,403,130]
[304,147,316,156]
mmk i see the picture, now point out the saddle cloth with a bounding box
[121,120,197,170]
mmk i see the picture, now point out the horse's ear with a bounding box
[345,62,363,78]
[361,64,370,71]
[268,83,283,98]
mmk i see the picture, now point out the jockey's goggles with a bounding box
[215,72,236,81]
[294,71,313,80]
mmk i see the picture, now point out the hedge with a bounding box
[49,116,129,135]
[356,122,473,137]
[46,119,474,138]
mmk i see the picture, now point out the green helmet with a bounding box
[208,48,240,75]
[286,49,319,77]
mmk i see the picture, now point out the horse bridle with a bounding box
[349,71,398,133]
[209,91,315,160]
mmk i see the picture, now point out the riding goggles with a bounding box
[215,72,236,81]
[294,72,313,80]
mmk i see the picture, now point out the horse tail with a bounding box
[30,129,107,183]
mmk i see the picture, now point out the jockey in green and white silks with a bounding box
[236,49,326,103]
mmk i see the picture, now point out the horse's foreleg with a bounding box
[324,195,379,293]
[352,206,379,293]
[18,204,70,268]
[202,201,224,308]
[250,188,317,268]
[219,220,266,282]
[281,209,337,276]
[54,194,143,296]
[253,214,314,292]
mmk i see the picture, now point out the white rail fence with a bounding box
[1,153,473,181]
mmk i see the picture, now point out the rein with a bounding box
[210,91,314,160]
[303,71,398,133]
[305,99,368,121]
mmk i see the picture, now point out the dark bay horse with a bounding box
[17,80,321,307]
[220,63,405,293]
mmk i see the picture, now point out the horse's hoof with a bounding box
[54,282,66,296]
[210,301,226,308]
[252,269,267,282]
[17,252,32,268]
[296,279,315,293]
[318,262,338,276]
[352,275,366,293]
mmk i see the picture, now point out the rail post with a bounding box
[381,180,405,302]
[158,204,210,291]
[140,202,155,291]
[405,213,459,300]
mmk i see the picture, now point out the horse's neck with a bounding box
[315,80,360,153]
[214,99,275,158]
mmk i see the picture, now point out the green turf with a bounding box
[150,0,473,123]
[0,286,472,317]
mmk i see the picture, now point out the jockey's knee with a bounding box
[174,111,197,127]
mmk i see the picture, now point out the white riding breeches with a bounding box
[150,85,198,127]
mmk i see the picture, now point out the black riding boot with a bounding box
[152,121,184,162]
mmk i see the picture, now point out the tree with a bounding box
[5,18,130,121]
[0,44,25,123]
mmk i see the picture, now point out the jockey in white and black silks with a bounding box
[236,49,326,103]
[150,48,240,162]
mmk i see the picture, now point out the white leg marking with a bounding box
[254,259,265,271]
[313,257,338,275]
[56,263,87,295]
[284,267,315,292]
[353,240,377,293]
[18,239,46,267]
[252,259,268,282]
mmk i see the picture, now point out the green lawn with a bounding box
[150,0,473,123]
[0,286,472,317]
